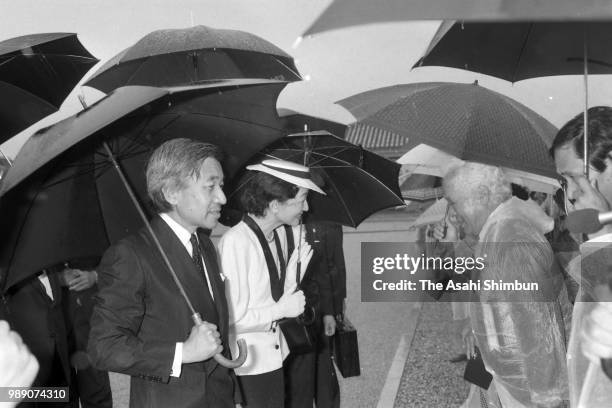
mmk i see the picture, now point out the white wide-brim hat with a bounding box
[246,159,326,195]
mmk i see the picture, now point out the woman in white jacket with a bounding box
[218,159,323,408]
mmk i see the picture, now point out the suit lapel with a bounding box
[148,217,209,317]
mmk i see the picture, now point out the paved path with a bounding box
[338,210,421,408]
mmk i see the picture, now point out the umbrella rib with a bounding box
[272,56,301,79]
[325,174,356,227]
[110,113,169,157]
[0,55,17,67]
[188,111,285,130]
[512,24,534,82]
[21,53,98,61]
[354,166,404,201]
[123,59,150,87]
[264,150,356,168]
[91,164,111,243]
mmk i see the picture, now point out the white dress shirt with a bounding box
[159,213,215,378]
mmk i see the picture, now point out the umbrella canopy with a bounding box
[415,21,612,176]
[223,130,404,228]
[411,198,449,228]
[398,144,559,193]
[0,32,98,142]
[415,21,612,82]
[85,25,301,93]
[277,108,347,137]
[301,0,612,37]
[337,81,559,179]
[398,172,444,202]
[0,79,288,291]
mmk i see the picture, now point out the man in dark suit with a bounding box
[311,222,345,408]
[88,138,239,408]
[284,221,346,408]
[60,261,112,408]
[6,269,78,407]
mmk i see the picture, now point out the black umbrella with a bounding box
[0,79,289,291]
[85,25,301,93]
[223,130,404,228]
[0,32,98,142]
[415,20,612,175]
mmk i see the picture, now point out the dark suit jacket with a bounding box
[302,222,347,319]
[88,216,237,408]
[6,271,77,407]
[304,222,346,317]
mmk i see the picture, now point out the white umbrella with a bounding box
[411,197,448,228]
[398,144,560,194]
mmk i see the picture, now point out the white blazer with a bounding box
[218,221,299,376]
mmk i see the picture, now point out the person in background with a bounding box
[306,221,346,408]
[0,320,39,408]
[6,267,78,407]
[550,106,612,405]
[60,261,112,408]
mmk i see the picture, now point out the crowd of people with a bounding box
[2,106,612,408]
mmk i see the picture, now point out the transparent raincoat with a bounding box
[565,239,612,407]
[471,197,571,407]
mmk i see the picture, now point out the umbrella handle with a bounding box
[192,313,248,368]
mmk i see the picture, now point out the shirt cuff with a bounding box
[170,342,182,377]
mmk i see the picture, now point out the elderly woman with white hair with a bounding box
[218,159,324,408]
[443,162,571,408]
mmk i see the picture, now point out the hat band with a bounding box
[261,162,312,180]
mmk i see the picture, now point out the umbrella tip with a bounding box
[292,36,303,49]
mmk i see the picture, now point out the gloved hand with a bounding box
[272,283,306,320]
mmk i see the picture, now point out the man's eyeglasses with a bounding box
[559,178,569,216]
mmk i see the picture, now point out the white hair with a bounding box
[443,162,511,207]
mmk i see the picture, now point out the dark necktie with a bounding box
[190,234,218,324]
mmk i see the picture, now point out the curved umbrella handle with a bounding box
[213,338,247,368]
[192,313,248,368]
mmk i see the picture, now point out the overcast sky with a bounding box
[2,0,612,157]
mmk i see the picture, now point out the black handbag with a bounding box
[243,216,315,354]
[333,315,360,378]
[278,305,315,354]
[463,347,492,389]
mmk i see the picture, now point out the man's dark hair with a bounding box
[551,106,612,172]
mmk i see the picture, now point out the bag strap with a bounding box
[242,215,284,301]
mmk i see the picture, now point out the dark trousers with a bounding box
[63,287,112,408]
[315,336,340,408]
[284,352,316,408]
[238,368,284,408]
